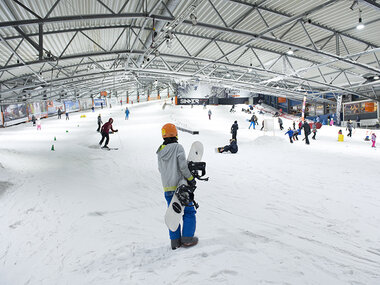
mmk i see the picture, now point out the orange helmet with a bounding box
[162,123,177,138]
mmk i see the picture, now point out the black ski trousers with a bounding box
[305,133,310,144]
[348,130,352,137]
[97,122,101,132]
[312,132,316,139]
[99,132,109,147]
[232,131,237,141]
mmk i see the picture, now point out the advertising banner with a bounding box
[94,98,106,108]
[64,100,80,113]
[2,103,28,126]
[79,98,93,110]
[27,102,48,120]
[178,98,209,105]
[178,83,212,99]
[46,100,64,115]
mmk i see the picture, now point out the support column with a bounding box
[38,23,43,60]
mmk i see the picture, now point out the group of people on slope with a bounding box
[285,121,317,144]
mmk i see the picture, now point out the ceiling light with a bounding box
[226,72,231,78]
[356,10,365,30]
[374,75,380,80]
[287,48,294,55]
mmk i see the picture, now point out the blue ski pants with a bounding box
[249,121,255,129]
[165,191,196,240]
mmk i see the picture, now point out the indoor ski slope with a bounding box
[0,101,379,285]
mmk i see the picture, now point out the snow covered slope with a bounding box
[0,102,379,285]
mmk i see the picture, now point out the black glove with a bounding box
[187,177,196,188]
[114,129,119,132]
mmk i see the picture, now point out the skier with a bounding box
[371,133,376,148]
[97,114,102,132]
[217,139,238,153]
[99,118,118,149]
[65,112,69,120]
[292,121,296,130]
[231,120,238,141]
[31,115,36,126]
[208,109,212,120]
[125,107,130,120]
[278,117,284,130]
[346,120,354,137]
[285,128,294,143]
[301,121,311,145]
[57,108,62,119]
[248,115,255,129]
[101,102,103,109]
[156,123,198,250]
[230,104,235,112]
[312,122,317,140]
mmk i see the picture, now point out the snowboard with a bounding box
[102,147,118,150]
[165,141,203,232]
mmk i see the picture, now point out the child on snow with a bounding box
[157,123,198,250]
[285,128,294,143]
[36,118,41,130]
[371,133,376,148]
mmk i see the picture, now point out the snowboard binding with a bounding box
[176,184,199,209]
[188,161,209,181]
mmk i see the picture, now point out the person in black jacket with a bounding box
[57,108,62,119]
[217,139,238,153]
[301,121,311,145]
[97,114,103,132]
[231,121,238,141]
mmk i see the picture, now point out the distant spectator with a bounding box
[31,115,36,126]
[57,108,62,119]
[208,109,212,120]
[371,133,376,148]
[346,120,354,137]
[66,112,69,120]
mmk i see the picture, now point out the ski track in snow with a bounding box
[0,101,380,285]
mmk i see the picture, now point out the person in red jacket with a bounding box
[99,118,118,149]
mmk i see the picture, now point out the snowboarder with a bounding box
[293,129,299,141]
[292,121,296,130]
[125,107,130,120]
[65,112,69,120]
[278,117,284,130]
[217,139,238,153]
[230,104,235,112]
[97,114,102,132]
[346,120,354,137]
[231,120,238,141]
[31,115,36,126]
[260,120,265,131]
[156,123,198,250]
[57,108,62,119]
[208,109,212,120]
[312,122,317,140]
[248,115,255,129]
[285,128,294,143]
[371,133,376,148]
[99,118,118,149]
[301,121,311,145]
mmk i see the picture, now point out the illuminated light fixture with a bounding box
[248,61,252,72]
[374,75,380,80]
[287,48,294,55]
[226,72,231,78]
[356,10,365,30]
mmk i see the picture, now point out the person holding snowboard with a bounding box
[97,114,102,132]
[231,120,238,141]
[217,138,238,153]
[157,123,198,250]
[99,118,118,149]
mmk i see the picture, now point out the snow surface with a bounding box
[1,101,380,285]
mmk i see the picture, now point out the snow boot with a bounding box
[171,239,181,250]
[181,236,198,248]
[102,145,109,149]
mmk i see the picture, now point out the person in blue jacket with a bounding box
[125,107,130,120]
[285,127,294,143]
